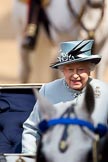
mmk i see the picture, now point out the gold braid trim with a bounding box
[41,0,50,7]
[18,0,29,4]
[26,24,37,36]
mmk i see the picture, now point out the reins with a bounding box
[67,0,105,40]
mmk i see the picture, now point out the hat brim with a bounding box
[50,55,101,69]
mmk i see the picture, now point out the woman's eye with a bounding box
[68,69,73,71]
[79,69,84,71]
[78,69,86,73]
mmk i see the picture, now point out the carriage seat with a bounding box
[0,84,42,153]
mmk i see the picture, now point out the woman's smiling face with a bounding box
[62,62,91,90]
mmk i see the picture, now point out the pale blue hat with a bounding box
[50,40,101,69]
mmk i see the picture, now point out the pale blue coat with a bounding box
[22,77,108,154]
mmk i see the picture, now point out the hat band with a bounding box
[57,52,77,63]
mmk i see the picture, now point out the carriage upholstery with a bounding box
[0,84,42,153]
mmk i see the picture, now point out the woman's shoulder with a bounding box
[44,78,64,87]
[90,78,108,90]
[39,78,64,93]
[90,78,108,85]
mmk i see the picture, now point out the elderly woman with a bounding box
[21,39,108,155]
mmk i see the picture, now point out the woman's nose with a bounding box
[72,73,79,78]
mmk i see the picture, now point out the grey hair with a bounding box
[58,62,96,72]
[88,63,96,71]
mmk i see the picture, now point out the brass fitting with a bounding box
[26,24,37,36]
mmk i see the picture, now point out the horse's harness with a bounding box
[67,0,105,40]
[40,0,105,40]
[19,0,105,50]
[39,0,105,39]
[38,105,108,162]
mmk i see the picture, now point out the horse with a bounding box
[12,0,108,83]
[35,84,108,162]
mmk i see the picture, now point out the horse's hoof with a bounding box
[22,36,36,50]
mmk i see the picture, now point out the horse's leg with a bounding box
[96,39,108,81]
[12,0,32,83]
[19,49,31,83]
[18,36,31,83]
[97,58,108,81]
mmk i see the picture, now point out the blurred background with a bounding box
[0,0,59,84]
[0,0,19,83]
[0,0,108,84]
